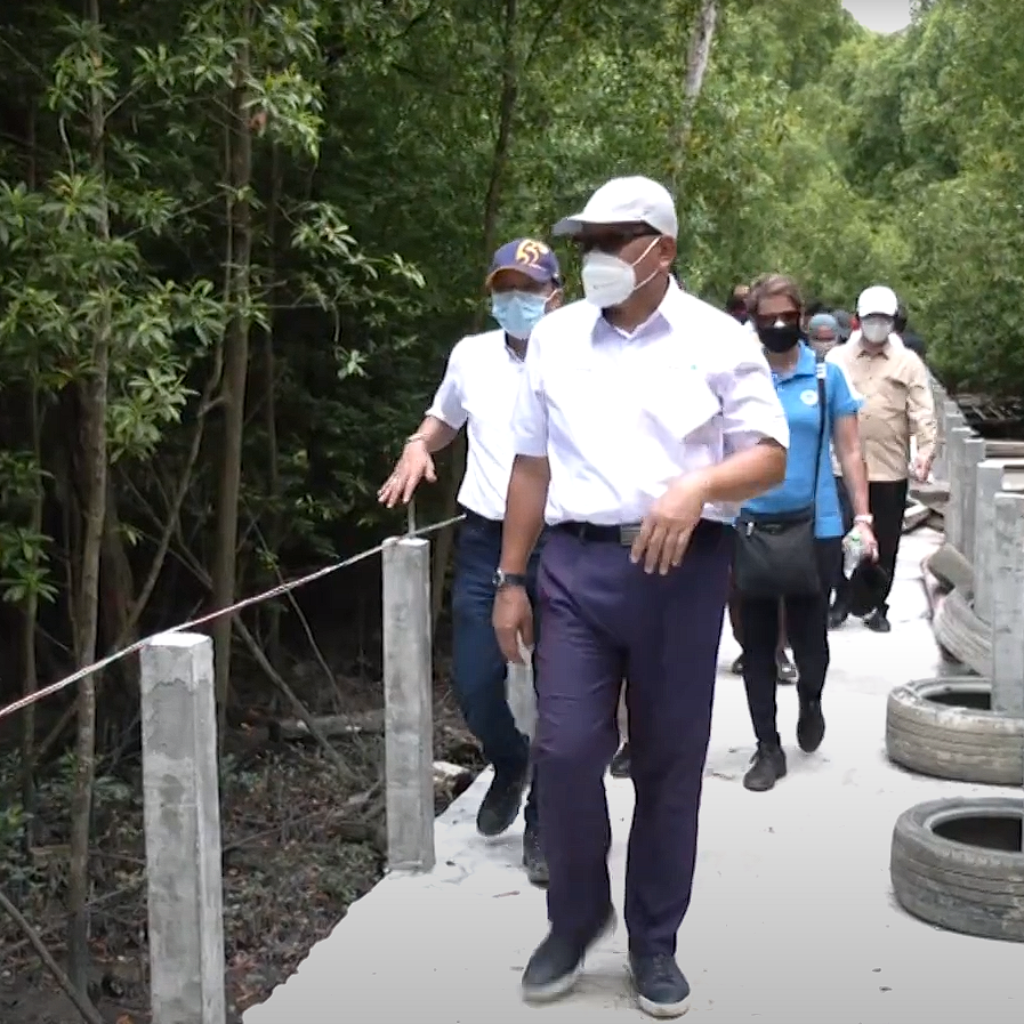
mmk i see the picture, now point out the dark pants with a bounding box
[451,511,541,829]
[534,520,732,955]
[833,479,907,614]
[741,538,842,745]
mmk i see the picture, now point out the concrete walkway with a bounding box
[244,529,1024,1024]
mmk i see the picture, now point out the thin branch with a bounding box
[0,888,105,1024]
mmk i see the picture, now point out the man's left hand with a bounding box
[858,522,880,561]
[912,452,933,482]
[631,473,710,575]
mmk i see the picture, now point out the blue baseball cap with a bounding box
[485,238,562,288]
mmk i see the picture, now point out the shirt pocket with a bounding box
[641,366,721,443]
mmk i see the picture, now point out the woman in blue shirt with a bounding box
[738,275,877,792]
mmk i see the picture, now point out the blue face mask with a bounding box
[491,291,548,340]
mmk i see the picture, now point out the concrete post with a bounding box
[991,493,1024,717]
[382,537,435,871]
[973,461,1005,624]
[140,632,226,1024]
[945,426,973,551]
[961,436,986,564]
[931,387,951,481]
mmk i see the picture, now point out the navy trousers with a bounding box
[451,512,541,828]
[534,520,732,955]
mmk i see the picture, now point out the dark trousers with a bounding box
[834,479,908,613]
[741,538,842,746]
[451,512,541,828]
[534,520,732,955]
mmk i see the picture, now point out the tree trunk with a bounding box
[261,144,283,667]
[211,9,254,743]
[430,0,520,626]
[674,0,718,176]
[67,0,111,993]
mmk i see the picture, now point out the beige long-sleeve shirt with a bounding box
[827,337,937,482]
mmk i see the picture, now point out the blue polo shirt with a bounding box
[742,343,862,538]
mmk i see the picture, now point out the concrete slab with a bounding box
[244,528,1024,1024]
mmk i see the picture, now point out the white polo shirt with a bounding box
[426,329,524,521]
[511,281,790,525]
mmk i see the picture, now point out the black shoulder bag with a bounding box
[733,358,827,598]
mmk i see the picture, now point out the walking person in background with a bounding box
[725,279,798,684]
[827,285,937,632]
[378,238,563,885]
[736,274,875,792]
[807,311,840,356]
[493,176,788,1016]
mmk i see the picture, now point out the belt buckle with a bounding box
[618,524,640,547]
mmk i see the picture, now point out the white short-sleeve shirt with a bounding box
[425,329,527,521]
[511,281,790,525]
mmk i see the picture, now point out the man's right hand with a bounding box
[493,585,533,664]
[378,440,436,508]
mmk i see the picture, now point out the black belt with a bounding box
[460,507,503,528]
[555,518,723,546]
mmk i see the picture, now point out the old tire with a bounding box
[926,542,973,594]
[932,589,989,676]
[891,797,1024,943]
[885,677,1024,784]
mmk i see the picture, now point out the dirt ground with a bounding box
[0,673,482,1024]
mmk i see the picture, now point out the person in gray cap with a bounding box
[379,237,563,884]
[493,176,788,1017]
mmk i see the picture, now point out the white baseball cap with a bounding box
[553,176,679,239]
[857,285,899,318]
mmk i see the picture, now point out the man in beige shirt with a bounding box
[827,285,937,632]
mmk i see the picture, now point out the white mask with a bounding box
[581,237,661,308]
[861,316,893,344]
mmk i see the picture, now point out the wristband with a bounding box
[854,514,874,526]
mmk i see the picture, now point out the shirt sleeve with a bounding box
[827,361,863,420]
[424,342,468,430]
[905,352,938,459]
[712,344,790,455]
[511,335,549,457]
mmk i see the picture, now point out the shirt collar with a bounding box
[592,277,685,342]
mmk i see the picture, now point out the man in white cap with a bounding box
[492,176,789,1017]
[826,284,936,631]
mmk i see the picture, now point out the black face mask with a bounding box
[758,323,802,353]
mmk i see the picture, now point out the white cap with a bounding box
[553,176,678,239]
[857,285,899,317]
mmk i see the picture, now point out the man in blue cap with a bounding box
[379,238,563,884]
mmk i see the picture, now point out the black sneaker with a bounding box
[476,763,528,837]
[730,654,744,674]
[522,823,548,886]
[864,608,891,633]
[743,742,786,792]
[630,952,692,1018]
[610,742,631,778]
[796,696,825,753]
[775,650,798,685]
[521,905,617,1003]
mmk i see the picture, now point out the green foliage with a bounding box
[0,0,1017,726]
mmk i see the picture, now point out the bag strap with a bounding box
[811,356,827,512]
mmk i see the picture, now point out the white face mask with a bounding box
[861,316,893,344]
[581,237,661,308]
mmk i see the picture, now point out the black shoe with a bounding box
[630,952,692,1018]
[610,742,632,778]
[828,604,848,629]
[730,654,744,674]
[521,905,617,1003]
[743,742,786,792]
[775,650,798,685]
[864,608,891,633]
[476,763,528,837]
[796,696,825,753]
[522,823,548,887]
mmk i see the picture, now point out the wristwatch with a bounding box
[854,514,874,526]
[493,568,527,590]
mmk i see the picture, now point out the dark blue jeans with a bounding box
[451,511,542,829]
